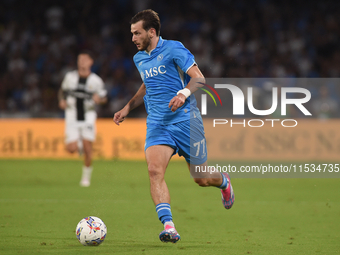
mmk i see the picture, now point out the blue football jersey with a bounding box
[133,37,200,125]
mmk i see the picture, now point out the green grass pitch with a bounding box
[0,159,339,254]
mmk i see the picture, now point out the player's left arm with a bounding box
[92,94,107,104]
[168,65,205,112]
[92,78,108,105]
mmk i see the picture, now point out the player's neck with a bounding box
[78,68,91,78]
[146,36,159,54]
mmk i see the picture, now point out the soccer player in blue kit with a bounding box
[113,9,234,243]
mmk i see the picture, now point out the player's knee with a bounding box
[194,178,210,187]
[66,144,77,153]
[148,164,164,180]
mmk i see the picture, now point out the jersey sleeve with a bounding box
[96,77,107,98]
[61,73,70,90]
[172,42,196,73]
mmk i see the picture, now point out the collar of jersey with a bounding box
[144,36,164,56]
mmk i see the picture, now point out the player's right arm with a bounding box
[113,83,146,125]
[58,88,67,110]
[58,73,70,110]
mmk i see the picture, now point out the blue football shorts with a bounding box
[145,117,207,165]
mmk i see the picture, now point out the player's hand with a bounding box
[113,107,129,125]
[59,100,67,110]
[92,93,101,104]
[168,94,186,112]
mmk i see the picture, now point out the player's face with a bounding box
[77,54,93,69]
[131,21,151,51]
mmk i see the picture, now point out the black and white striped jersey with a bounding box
[61,70,107,123]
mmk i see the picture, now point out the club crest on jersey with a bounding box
[140,65,166,81]
[157,54,163,61]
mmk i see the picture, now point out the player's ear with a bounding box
[148,28,156,38]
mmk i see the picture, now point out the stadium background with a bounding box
[1,0,340,254]
[1,0,340,119]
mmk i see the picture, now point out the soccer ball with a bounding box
[75,216,107,246]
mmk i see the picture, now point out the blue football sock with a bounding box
[156,203,173,224]
[218,172,229,190]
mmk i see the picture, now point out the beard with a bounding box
[138,36,152,51]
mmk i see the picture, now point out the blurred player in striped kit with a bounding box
[58,51,107,187]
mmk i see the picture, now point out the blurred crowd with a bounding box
[0,0,339,118]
